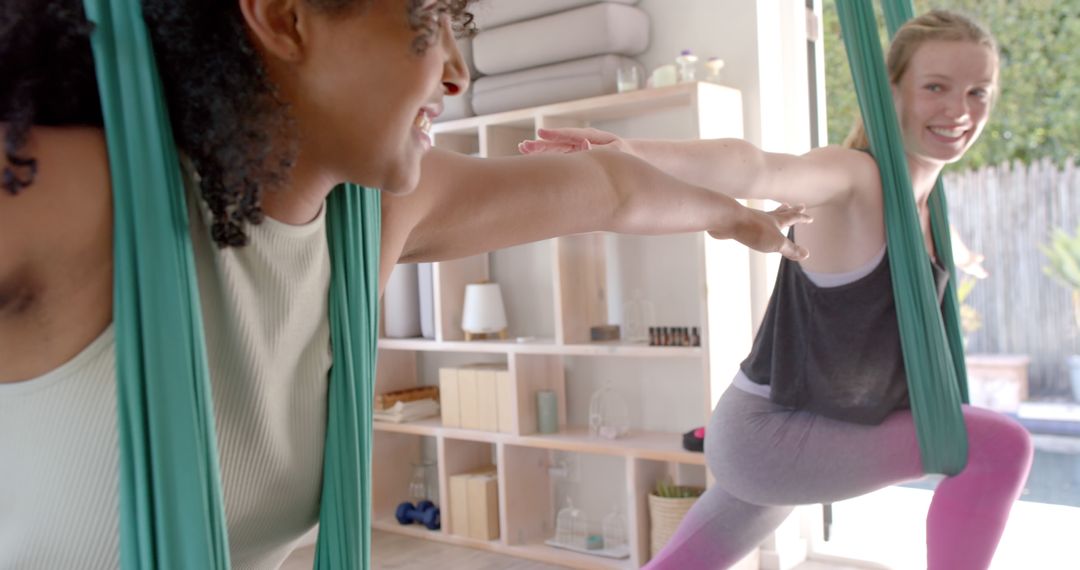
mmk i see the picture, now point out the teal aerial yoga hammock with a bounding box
[83,0,379,567]
[836,0,970,476]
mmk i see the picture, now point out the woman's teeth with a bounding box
[415,113,432,142]
[929,126,965,138]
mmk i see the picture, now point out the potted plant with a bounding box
[647,479,703,558]
[957,276,983,348]
[1040,225,1080,400]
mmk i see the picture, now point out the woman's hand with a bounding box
[715,204,811,261]
[518,127,635,156]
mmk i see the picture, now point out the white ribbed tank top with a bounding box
[0,186,332,569]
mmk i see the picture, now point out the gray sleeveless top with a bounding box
[740,232,950,425]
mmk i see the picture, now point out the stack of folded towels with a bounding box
[440,0,650,121]
[373,399,441,424]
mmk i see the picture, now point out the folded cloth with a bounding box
[471,55,642,115]
[473,0,638,30]
[472,3,649,76]
[373,399,441,424]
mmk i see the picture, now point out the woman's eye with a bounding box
[925,83,943,93]
[970,88,990,99]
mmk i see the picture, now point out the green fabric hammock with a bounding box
[836,0,970,475]
[83,0,380,567]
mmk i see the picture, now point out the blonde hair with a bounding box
[842,9,998,149]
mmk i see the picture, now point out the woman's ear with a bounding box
[238,0,306,62]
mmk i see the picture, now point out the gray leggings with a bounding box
[644,384,1033,569]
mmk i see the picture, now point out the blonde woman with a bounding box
[522,10,1031,570]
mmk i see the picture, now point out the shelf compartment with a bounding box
[433,255,489,342]
[373,419,704,465]
[500,444,553,547]
[629,458,710,566]
[491,240,557,340]
[554,233,609,345]
[432,130,479,156]
[371,432,437,532]
[379,337,703,358]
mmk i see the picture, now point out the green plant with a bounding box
[1040,225,1080,329]
[1041,226,1080,291]
[653,479,703,499]
[957,276,983,338]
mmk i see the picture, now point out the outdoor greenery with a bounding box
[1040,225,1080,330]
[1041,226,1080,292]
[822,0,1080,169]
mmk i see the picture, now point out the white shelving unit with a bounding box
[372,82,762,569]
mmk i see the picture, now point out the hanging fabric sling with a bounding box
[83,0,380,566]
[836,0,970,476]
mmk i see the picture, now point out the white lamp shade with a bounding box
[461,283,508,334]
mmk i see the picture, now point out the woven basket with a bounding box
[648,490,702,558]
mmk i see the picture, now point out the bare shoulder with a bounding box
[0,125,111,289]
[806,145,880,179]
[807,145,883,207]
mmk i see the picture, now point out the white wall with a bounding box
[636,0,812,154]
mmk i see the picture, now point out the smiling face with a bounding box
[892,40,998,166]
[269,0,469,194]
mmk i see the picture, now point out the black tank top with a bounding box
[740,234,950,425]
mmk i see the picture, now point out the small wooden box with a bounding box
[448,467,497,538]
[439,368,461,428]
[449,473,470,536]
[475,368,500,432]
[495,368,515,434]
[458,367,481,430]
[466,473,500,541]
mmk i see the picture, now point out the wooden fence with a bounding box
[945,158,1079,399]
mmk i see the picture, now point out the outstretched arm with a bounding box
[380,147,811,283]
[519,128,879,209]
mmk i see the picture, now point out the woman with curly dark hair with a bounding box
[0,0,811,566]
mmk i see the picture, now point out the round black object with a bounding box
[683,427,705,452]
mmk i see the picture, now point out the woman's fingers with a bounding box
[518,139,590,154]
[778,237,810,261]
[771,204,812,230]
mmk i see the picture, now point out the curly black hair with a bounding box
[1,0,475,247]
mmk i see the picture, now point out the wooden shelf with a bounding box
[374,418,705,465]
[378,337,703,358]
[375,76,751,569]
[372,517,497,549]
[433,81,735,135]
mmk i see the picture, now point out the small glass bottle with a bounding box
[704,57,725,83]
[555,498,588,548]
[602,503,627,551]
[409,460,438,502]
[675,49,698,83]
[623,290,655,344]
[588,380,631,440]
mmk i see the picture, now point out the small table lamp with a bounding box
[462,282,508,341]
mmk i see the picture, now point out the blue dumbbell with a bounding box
[395,500,441,530]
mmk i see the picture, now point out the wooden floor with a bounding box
[281,530,874,570]
[282,530,565,569]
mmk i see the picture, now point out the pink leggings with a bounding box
[645,386,1033,570]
